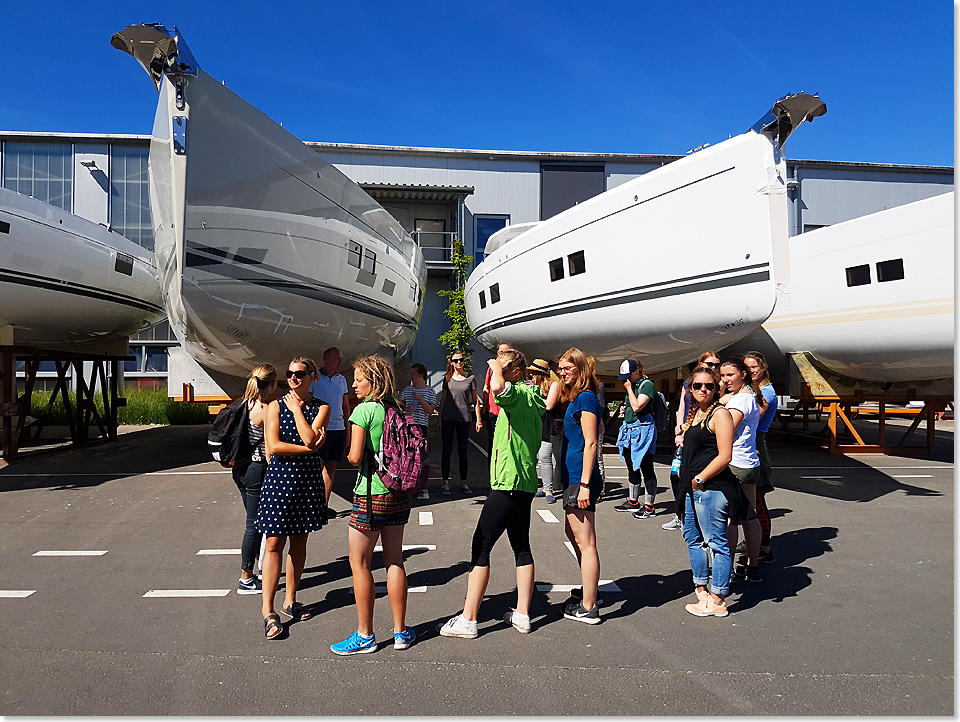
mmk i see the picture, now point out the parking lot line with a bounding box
[143,589,232,598]
[536,510,560,523]
[0,590,36,598]
[419,511,434,525]
[196,549,241,555]
[33,550,108,556]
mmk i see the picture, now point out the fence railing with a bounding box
[412,231,457,264]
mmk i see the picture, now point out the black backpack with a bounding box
[208,398,253,467]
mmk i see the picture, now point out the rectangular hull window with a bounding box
[363,249,377,275]
[479,290,486,309]
[549,258,564,282]
[876,258,904,282]
[845,264,871,287]
[114,254,134,276]
[490,283,500,304]
[568,250,586,276]
[348,241,362,269]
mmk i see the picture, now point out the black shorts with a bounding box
[563,481,601,513]
[319,429,347,463]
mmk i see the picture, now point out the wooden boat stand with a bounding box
[777,352,951,456]
[0,346,129,466]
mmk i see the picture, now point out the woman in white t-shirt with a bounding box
[719,356,766,584]
[403,363,438,500]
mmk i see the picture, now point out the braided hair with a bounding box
[353,355,396,404]
[681,366,724,433]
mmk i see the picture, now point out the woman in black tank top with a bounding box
[677,366,741,618]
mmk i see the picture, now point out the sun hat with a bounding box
[527,358,552,375]
[617,359,640,381]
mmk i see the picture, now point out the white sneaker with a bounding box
[662,515,681,530]
[417,489,429,500]
[437,614,478,639]
[503,609,531,633]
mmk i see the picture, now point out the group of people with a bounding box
[226,342,780,649]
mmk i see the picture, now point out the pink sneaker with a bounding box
[695,588,710,603]
[685,597,729,617]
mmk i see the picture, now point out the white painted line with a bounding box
[0,590,36,598]
[33,550,108,557]
[890,474,933,478]
[776,465,952,470]
[536,509,560,523]
[372,544,436,552]
[800,476,843,479]
[143,589,232,598]
[351,586,427,595]
[537,581,621,593]
[196,549,241,555]
[0,471,231,477]
[564,541,578,558]
[468,438,489,458]
[419,511,434,526]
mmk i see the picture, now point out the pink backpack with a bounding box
[371,403,430,495]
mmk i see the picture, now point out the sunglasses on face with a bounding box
[692,382,717,391]
[286,369,309,379]
[704,362,720,368]
[451,358,464,363]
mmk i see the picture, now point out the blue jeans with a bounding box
[682,488,732,596]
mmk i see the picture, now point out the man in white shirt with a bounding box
[309,347,351,516]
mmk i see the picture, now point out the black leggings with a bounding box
[441,419,471,481]
[623,446,657,501]
[470,489,535,568]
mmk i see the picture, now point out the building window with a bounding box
[540,164,604,220]
[475,216,509,268]
[2,142,73,211]
[803,224,829,233]
[549,258,565,282]
[877,258,904,282]
[490,283,500,304]
[348,241,362,269]
[479,290,486,309]
[124,346,144,373]
[845,264,871,287]
[568,250,586,276]
[109,145,154,250]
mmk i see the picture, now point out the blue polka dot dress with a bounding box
[255,397,328,535]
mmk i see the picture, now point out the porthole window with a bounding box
[490,283,500,304]
[549,258,565,282]
[568,250,586,276]
[877,258,904,282]
[845,264,871,287]
[479,290,487,309]
[348,241,362,269]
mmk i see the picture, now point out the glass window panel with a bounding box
[475,216,509,267]
[124,346,144,373]
[2,142,73,211]
[845,264,871,287]
[109,145,154,250]
[145,347,168,372]
[877,258,904,282]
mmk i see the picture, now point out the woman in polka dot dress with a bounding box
[257,357,331,639]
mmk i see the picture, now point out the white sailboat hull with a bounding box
[466,129,791,375]
[0,187,163,352]
[727,192,954,383]
[147,66,425,378]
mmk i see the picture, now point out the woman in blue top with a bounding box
[331,355,415,655]
[557,347,603,625]
[744,351,777,564]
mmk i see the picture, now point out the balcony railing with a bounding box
[412,231,457,266]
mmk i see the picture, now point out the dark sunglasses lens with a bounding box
[706,362,719,367]
[286,369,307,378]
[693,382,716,391]
[452,358,464,363]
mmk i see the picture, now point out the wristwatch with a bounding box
[580,481,590,488]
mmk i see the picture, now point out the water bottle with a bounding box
[670,446,682,477]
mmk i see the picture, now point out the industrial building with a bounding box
[1,131,952,390]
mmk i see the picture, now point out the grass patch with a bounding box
[29,388,210,426]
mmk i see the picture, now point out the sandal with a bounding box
[263,613,282,639]
[280,601,312,621]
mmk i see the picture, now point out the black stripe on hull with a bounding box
[473,266,771,336]
[0,268,164,315]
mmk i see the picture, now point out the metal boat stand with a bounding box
[0,346,129,466]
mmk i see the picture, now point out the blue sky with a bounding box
[1,1,953,166]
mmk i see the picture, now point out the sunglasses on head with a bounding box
[286,369,309,379]
[692,382,716,391]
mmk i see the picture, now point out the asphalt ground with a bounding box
[0,421,953,716]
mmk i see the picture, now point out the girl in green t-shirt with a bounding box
[330,355,415,655]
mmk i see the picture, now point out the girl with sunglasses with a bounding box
[678,366,752,617]
[718,356,766,583]
[256,358,331,639]
[438,353,482,495]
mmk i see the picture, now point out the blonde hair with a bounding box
[498,348,529,381]
[242,364,277,403]
[353,355,396,404]
[698,351,721,365]
[681,367,724,433]
[289,357,319,383]
[558,347,598,403]
[531,360,555,396]
[743,351,771,387]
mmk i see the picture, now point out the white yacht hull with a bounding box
[116,26,426,378]
[466,125,795,376]
[726,192,954,383]
[0,187,163,353]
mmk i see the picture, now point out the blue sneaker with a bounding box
[330,631,377,655]
[393,626,416,650]
[237,577,262,595]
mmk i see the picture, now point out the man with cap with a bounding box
[614,359,658,519]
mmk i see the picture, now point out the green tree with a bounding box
[438,236,475,371]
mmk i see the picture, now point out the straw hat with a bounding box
[527,358,552,375]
